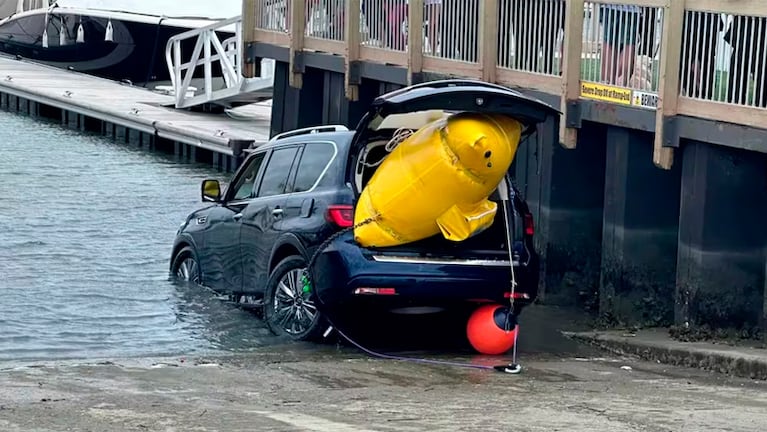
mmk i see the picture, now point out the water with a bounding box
[0,112,276,363]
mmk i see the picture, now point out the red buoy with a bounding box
[466,304,517,355]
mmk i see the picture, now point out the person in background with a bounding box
[723,14,767,107]
[599,3,641,86]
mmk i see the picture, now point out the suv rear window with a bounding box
[291,142,336,193]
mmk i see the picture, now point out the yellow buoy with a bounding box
[354,111,523,248]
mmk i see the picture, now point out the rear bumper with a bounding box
[311,234,539,310]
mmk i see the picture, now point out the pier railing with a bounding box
[166,16,275,109]
[243,0,767,169]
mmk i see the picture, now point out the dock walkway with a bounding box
[0,54,271,170]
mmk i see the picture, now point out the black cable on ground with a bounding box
[300,218,522,374]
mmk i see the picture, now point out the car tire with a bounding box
[263,255,327,342]
[171,246,201,284]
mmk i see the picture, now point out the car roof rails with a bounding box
[270,125,350,142]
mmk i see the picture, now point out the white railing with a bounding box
[165,15,275,109]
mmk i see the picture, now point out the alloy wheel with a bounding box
[176,257,200,284]
[271,268,319,335]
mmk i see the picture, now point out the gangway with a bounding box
[165,15,275,110]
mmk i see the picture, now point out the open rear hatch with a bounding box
[346,80,558,262]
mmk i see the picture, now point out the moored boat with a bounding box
[0,0,240,85]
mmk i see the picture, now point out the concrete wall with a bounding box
[675,142,767,336]
[599,127,681,327]
[514,120,607,314]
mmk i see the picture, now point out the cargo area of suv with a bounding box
[351,115,534,265]
[310,106,542,314]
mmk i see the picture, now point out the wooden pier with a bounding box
[0,54,271,171]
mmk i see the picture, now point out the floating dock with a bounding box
[0,54,271,171]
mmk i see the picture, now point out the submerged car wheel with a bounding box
[264,256,326,341]
[171,246,201,285]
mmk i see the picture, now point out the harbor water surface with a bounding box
[0,111,274,363]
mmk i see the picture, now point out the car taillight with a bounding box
[326,205,354,228]
[523,213,534,236]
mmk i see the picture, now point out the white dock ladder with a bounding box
[165,15,275,109]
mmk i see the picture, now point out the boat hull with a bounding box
[0,9,233,84]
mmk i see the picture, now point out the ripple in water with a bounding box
[0,111,276,362]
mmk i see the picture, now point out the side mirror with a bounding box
[201,179,221,203]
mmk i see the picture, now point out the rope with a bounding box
[360,128,415,168]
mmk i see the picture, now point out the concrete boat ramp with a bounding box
[0,54,271,171]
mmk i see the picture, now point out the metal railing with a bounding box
[305,0,346,40]
[255,0,291,32]
[680,10,767,109]
[424,0,481,63]
[165,15,275,109]
[247,0,767,167]
[498,0,566,76]
[360,0,408,52]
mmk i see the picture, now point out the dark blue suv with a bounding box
[170,80,559,341]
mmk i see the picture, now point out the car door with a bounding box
[198,151,267,293]
[239,145,301,295]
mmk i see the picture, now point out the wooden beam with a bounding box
[407,0,424,85]
[678,98,767,132]
[241,0,257,78]
[479,0,499,83]
[559,0,584,148]
[289,0,306,89]
[345,0,361,100]
[653,0,684,170]
[495,69,561,94]
[686,0,767,16]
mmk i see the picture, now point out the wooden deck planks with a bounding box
[0,54,271,155]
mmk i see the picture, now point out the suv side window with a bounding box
[257,146,299,197]
[230,152,266,200]
[290,142,336,193]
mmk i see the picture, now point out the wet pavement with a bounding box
[1,305,766,432]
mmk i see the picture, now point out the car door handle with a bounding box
[272,208,284,217]
[233,213,243,221]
